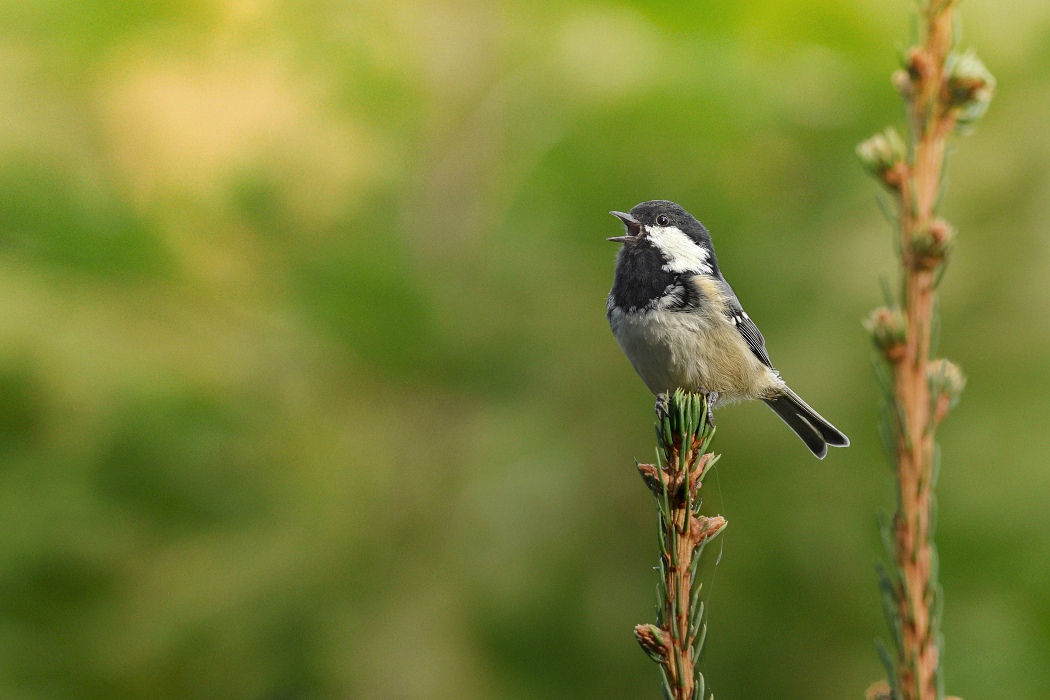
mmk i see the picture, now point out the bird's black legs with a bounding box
[656,390,718,423]
[700,389,719,425]
[654,392,669,416]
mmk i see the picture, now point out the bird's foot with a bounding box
[654,392,670,420]
[701,390,719,425]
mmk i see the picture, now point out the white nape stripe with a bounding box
[646,225,712,274]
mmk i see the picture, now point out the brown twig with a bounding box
[634,391,726,700]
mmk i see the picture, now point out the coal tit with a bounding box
[607,200,849,459]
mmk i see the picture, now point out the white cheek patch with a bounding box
[646,225,712,274]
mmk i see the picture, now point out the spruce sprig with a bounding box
[634,390,726,700]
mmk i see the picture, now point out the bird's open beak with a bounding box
[608,211,642,242]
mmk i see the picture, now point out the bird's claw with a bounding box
[654,392,670,420]
[701,390,719,424]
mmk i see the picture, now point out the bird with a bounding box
[606,200,849,459]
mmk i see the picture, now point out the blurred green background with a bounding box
[0,1,1047,698]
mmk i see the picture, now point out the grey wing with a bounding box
[667,274,773,368]
[722,289,773,368]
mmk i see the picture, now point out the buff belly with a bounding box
[608,306,782,401]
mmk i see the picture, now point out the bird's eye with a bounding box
[656,214,670,226]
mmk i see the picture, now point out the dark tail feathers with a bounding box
[763,388,849,459]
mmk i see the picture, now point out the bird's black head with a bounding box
[608,200,719,276]
[629,201,711,244]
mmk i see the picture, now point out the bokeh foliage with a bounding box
[0,1,1047,699]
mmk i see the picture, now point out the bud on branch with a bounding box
[857,128,908,190]
[865,307,908,363]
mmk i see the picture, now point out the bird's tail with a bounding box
[763,388,849,459]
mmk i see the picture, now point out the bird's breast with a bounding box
[608,297,779,400]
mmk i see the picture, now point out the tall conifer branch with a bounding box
[858,2,994,698]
